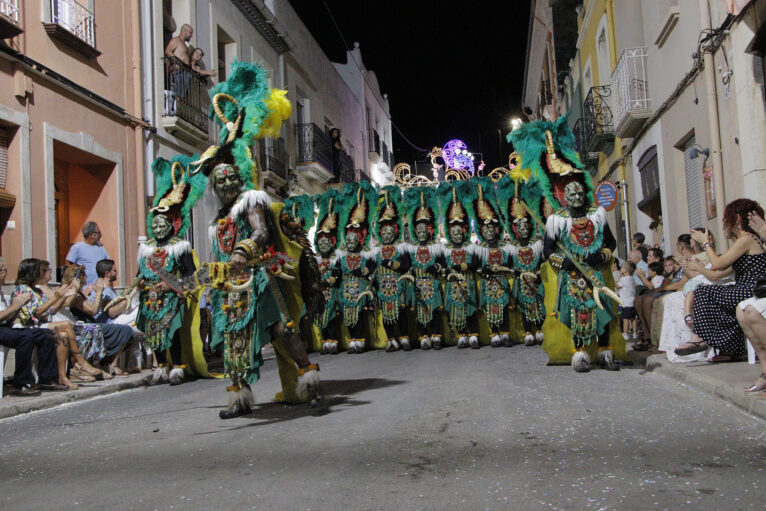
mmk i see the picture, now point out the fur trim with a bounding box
[151,366,169,384]
[571,350,591,370]
[296,368,321,401]
[229,190,273,223]
[228,386,256,410]
[535,331,545,342]
[168,367,185,385]
[524,333,536,346]
[491,335,502,347]
[545,207,606,240]
[596,349,614,364]
[137,239,191,263]
[468,335,479,348]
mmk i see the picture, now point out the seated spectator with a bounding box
[627,249,649,296]
[633,255,687,351]
[62,266,135,376]
[11,258,102,389]
[65,221,109,285]
[93,259,139,324]
[0,257,59,396]
[675,199,766,361]
[37,261,112,381]
[738,209,766,392]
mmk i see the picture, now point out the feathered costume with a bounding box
[466,177,512,347]
[497,173,546,346]
[190,60,321,416]
[313,189,343,354]
[438,180,480,349]
[137,155,215,384]
[402,186,445,348]
[509,115,623,370]
[374,185,414,352]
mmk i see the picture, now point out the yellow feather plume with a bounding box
[256,89,292,139]
[510,166,531,183]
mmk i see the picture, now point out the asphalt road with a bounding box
[1,345,764,510]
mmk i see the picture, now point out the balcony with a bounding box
[336,152,354,183]
[161,57,210,145]
[368,128,381,162]
[381,140,391,168]
[260,137,288,186]
[572,117,599,173]
[296,123,333,183]
[611,47,652,138]
[358,168,370,182]
[44,0,100,58]
[583,85,615,153]
[0,0,22,38]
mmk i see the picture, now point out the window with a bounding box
[44,0,100,57]
[638,146,659,199]
[217,26,236,82]
[683,137,703,230]
[0,128,8,189]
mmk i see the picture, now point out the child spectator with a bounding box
[648,261,665,289]
[616,261,637,340]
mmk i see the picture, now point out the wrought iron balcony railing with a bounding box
[572,117,599,171]
[50,0,95,47]
[382,140,390,167]
[0,0,19,23]
[335,152,354,183]
[260,137,288,181]
[611,47,652,137]
[368,128,380,155]
[161,57,210,135]
[583,85,614,153]
[296,123,333,172]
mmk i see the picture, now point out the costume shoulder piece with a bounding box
[338,181,377,249]
[374,185,404,244]
[148,155,207,240]
[403,185,439,243]
[507,114,595,215]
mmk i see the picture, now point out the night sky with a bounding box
[288,0,530,173]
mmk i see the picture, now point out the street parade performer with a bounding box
[314,189,343,354]
[186,61,321,418]
[335,181,385,353]
[497,172,546,346]
[136,156,214,385]
[438,180,480,350]
[468,177,514,348]
[374,185,413,352]
[279,194,324,353]
[509,116,624,372]
[402,185,445,350]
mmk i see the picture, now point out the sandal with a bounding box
[684,314,695,331]
[746,373,766,393]
[632,340,650,352]
[675,340,708,356]
[74,362,102,377]
[110,366,129,376]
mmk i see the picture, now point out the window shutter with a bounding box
[0,128,8,189]
[684,138,703,229]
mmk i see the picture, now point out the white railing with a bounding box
[611,47,651,126]
[50,0,95,47]
[0,0,19,23]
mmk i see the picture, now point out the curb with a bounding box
[644,354,766,421]
[0,374,147,420]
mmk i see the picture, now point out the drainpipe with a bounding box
[700,0,727,246]
[140,0,156,203]
[130,0,146,285]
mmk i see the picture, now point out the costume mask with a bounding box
[449,224,465,245]
[516,218,531,240]
[345,230,360,252]
[213,164,242,206]
[481,223,498,242]
[564,182,585,210]
[152,214,173,241]
[380,225,396,245]
[415,222,430,243]
[317,236,333,256]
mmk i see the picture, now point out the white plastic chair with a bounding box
[0,345,9,397]
[747,337,757,365]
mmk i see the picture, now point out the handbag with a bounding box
[755,276,766,299]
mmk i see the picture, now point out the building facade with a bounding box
[0,0,145,283]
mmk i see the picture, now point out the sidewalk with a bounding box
[0,370,149,420]
[631,348,766,421]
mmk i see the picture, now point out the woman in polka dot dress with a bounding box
[675,199,766,360]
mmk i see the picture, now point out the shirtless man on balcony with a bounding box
[165,24,193,66]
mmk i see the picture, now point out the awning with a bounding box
[0,188,15,208]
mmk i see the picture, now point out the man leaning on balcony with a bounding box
[165,24,194,105]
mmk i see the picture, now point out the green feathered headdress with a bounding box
[496,172,543,241]
[338,181,377,249]
[374,185,404,244]
[437,180,472,245]
[507,113,594,212]
[189,61,291,189]
[403,185,439,242]
[148,154,206,240]
[465,177,502,243]
[283,194,315,233]
[313,189,340,250]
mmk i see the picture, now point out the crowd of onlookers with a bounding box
[613,198,766,394]
[0,221,143,397]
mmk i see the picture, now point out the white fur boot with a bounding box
[420,336,432,350]
[524,332,536,346]
[385,339,400,352]
[535,331,544,344]
[457,336,468,349]
[168,366,185,386]
[356,339,366,352]
[596,349,620,371]
[491,334,502,347]
[431,336,442,350]
[399,337,411,351]
[147,365,169,386]
[296,364,322,406]
[500,333,511,347]
[571,351,591,373]
[219,385,255,419]
[468,335,479,349]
